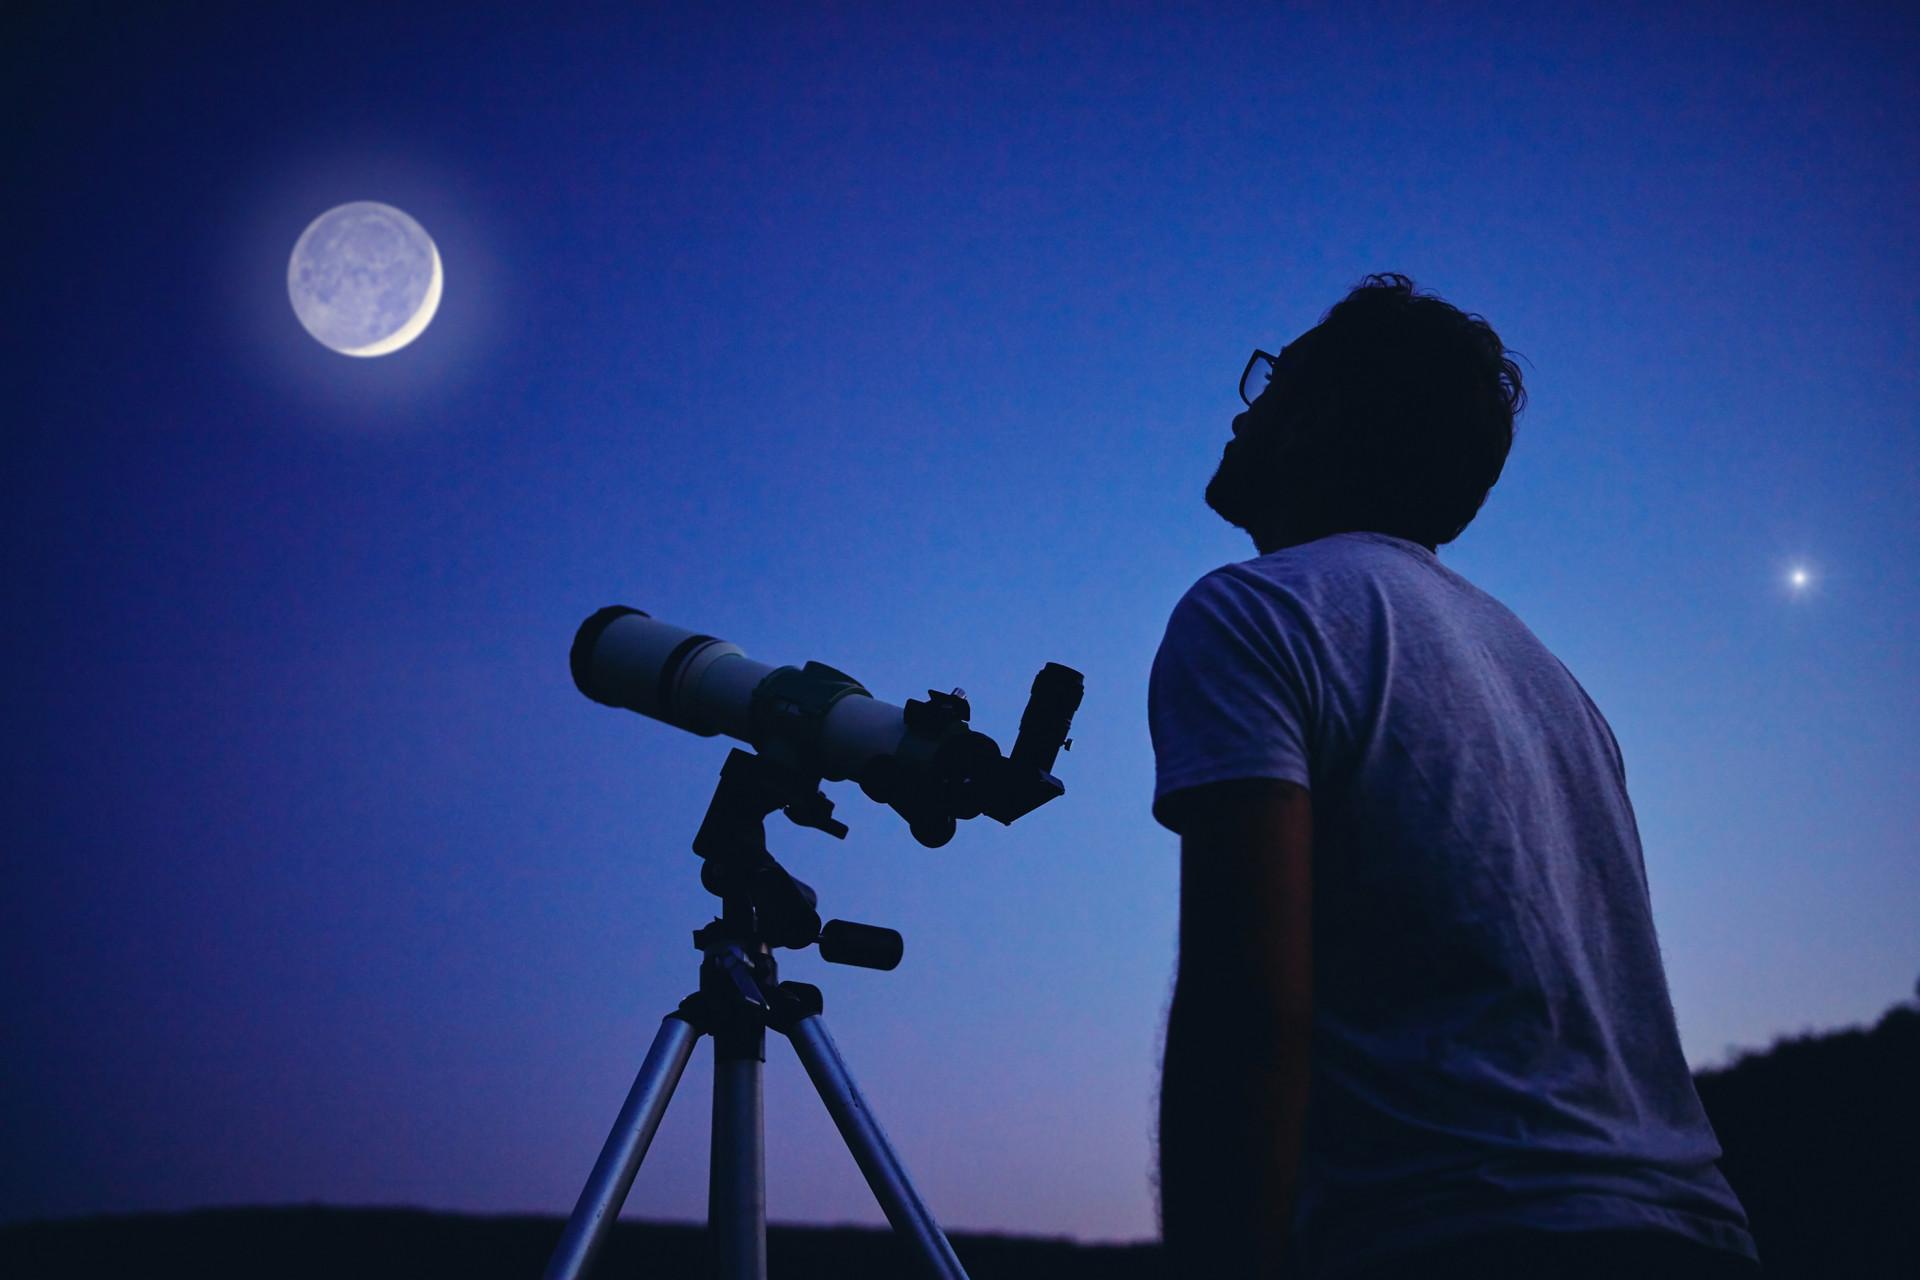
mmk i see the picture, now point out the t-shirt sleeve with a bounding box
[1148,568,1317,832]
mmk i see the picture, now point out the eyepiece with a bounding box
[1010,662,1084,775]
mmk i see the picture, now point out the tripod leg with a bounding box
[709,1026,768,1280]
[542,1013,701,1280]
[785,1011,970,1280]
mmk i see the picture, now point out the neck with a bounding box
[1254,527,1437,556]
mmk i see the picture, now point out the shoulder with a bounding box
[1156,567,1278,671]
[1158,554,1335,667]
[1168,556,1310,622]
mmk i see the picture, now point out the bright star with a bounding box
[1787,565,1812,592]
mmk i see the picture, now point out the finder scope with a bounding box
[571,607,1082,847]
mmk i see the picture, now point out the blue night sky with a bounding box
[6,1,1916,1245]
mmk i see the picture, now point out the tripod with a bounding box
[541,749,971,1280]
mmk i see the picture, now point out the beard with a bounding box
[1205,438,1283,550]
[1204,441,1255,527]
[1205,435,1334,555]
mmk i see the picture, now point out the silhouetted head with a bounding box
[1206,273,1527,553]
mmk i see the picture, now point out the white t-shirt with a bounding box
[1149,531,1757,1277]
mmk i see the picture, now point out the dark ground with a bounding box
[0,1208,1160,1280]
[5,1001,1914,1278]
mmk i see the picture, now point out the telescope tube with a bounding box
[570,607,911,783]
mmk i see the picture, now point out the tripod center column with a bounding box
[703,923,774,1280]
[710,1020,767,1280]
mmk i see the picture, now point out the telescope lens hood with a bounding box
[571,605,648,704]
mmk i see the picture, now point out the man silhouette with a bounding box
[1150,275,1761,1278]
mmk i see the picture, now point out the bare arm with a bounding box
[1158,778,1314,1277]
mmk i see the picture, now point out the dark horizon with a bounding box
[6,994,1914,1276]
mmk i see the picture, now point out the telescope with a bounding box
[571,606,1082,849]
[546,607,1083,1280]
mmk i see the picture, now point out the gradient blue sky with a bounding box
[6,0,1915,1244]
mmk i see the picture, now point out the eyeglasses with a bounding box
[1239,349,1277,406]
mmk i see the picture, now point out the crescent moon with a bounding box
[341,241,443,358]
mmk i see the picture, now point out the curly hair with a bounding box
[1273,273,1527,547]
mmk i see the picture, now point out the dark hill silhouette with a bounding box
[5,996,1914,1278]
[1693,997,1920,1278]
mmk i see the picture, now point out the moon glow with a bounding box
[288,202,441,356]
